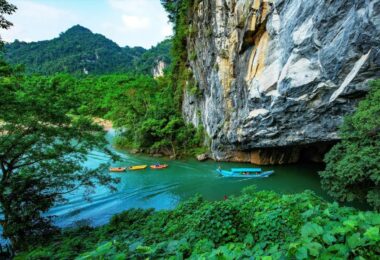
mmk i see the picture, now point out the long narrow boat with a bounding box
[217,168,274,178]
[128,165,147,171]
[231,168,262,173]
[150,164,168,169]
[109,167,127,172]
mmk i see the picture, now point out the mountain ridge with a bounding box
[4,25,171,75]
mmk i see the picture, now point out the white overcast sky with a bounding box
[1,0,173,48]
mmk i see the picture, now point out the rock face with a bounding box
[153,60,167,78]
[196,153,209,161]
[183,0,380,164]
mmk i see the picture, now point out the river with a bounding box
[49,130,329,228]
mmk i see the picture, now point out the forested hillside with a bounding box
[133,39,172,75]
[4,25,171,75]
[1,0,380,259]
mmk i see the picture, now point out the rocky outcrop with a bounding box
[183,0,380,165]
[196,153,209,161]
[153,60,167,78]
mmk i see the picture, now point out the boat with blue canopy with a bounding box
[217,167,274,178]
[231,168,262,173]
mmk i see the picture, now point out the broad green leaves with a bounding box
[301,223,323,239]
[19,188,380,259]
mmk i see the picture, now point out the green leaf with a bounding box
[322,233,336,245]
[305,242,322,257]
[343,219,358,229]
[347,233,364,249]
[333,225,351,235]
[368,214,380,225]
[295,246,308,259]
[112,253,127,260]
[244,234,254,245]
[96,242,113,255]
[364,226,380,241]
[301,223,323,239]
[326,244,349,256]
[136,245,152,254]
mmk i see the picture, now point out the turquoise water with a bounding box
[49,130,329,228]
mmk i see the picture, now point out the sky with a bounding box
[1,0,173,48]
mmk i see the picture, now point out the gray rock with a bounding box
[182,0,380,164]
[196,153,209,161]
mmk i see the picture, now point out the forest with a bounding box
[0,0,379,258]
[4,25,172,76]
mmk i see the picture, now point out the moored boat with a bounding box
[150,164,168,169]
[217,168,274,178]
[109,167,127,172]
[231,168,262,173]
[128,165,147,170]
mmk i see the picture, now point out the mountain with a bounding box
[134,39,172,76]
[4,25,171,75]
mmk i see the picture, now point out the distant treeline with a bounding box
[4,25,172,76]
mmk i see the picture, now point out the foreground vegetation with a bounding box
[18,187,380,259]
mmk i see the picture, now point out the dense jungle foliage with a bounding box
[17,187,380,259]
[65,73,206,156]
[4,25,171,75]
[133,39,172,75]
[320,79,380,210]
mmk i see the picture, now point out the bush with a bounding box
[320,80,380,210]
[17,187,380,259]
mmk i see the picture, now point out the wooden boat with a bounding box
[128,165,147,170]
[231,168,262,173]
[217,168,274,178]
[150,164,168,169]
[109,167,127,172]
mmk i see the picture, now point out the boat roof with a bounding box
[231,168,262,172]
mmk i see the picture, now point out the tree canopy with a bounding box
[0,0,16,30]
[4,25,171,76]
[0,62,119,250]
[320,80,380,210]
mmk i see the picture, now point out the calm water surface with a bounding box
[50,130,329,228]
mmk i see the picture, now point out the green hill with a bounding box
[134,38,172,75]
[4,25,171,75]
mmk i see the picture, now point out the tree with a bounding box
[0,64,119,250]
[0,0,16,50]
[0,0,16,30]
[320,80,380,210]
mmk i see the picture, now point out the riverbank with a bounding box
[41,129,339,230]
[17,187,380,259]
[93,118,113,131]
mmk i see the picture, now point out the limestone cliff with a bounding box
[153,60,167,78]
[183,0,380,164]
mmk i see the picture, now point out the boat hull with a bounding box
[150,164,168,169]
[128,165,147,170]
[109,167,127,172]
[217,169,274,178]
